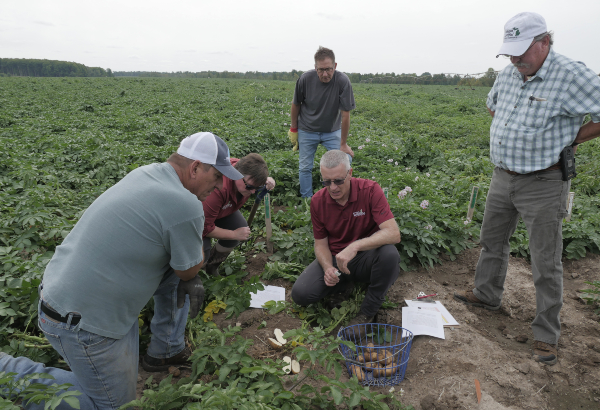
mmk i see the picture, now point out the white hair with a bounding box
[320,150,351,171]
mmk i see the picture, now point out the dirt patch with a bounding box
[136,246,600,409]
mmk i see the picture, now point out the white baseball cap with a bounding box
[496,12,547,57]
[177,132,243,180]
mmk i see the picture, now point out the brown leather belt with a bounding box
[503,163,560,176]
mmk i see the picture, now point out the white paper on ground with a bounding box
[401,306,445,339]
[404,300,459,326]
[250,285,286,308]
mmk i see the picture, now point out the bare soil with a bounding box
[136,246,600,410]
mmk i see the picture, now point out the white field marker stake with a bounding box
[265,193,273,253]
[383,187,390,199]
[565,192,575,222]
[466,186,479,222]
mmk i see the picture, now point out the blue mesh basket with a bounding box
[338,323,413,387]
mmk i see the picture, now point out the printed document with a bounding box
[401,306,445,339]
[250,285,286,308]
[404,300,459,327]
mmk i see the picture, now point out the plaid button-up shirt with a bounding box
[487,49,600,174]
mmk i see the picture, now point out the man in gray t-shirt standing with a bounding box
[288,46,356,198]
[0,132,242,410]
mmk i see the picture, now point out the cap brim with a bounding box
[496,37,534,57]
[215,164,243,180]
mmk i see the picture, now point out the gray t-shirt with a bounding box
[293,70,356,133]
[42,163,205,339]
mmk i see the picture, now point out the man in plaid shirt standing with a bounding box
[455,12,600,365]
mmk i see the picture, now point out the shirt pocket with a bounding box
[521,100,550,128]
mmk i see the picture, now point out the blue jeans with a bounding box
[298,129,352,198]
[0,271,189,410]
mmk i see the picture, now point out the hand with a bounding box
[335,246,357,275]
[288,129,299,152]
[340,143,354,158]
[265,177,276,191]
[323,267,340,287]
[232,227,251,241]
[177,275,205,318]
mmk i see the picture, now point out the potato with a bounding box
[356,354,366,363]
[368,351,379,362]
[377,349,394,366]
[268,337,283,350]
[379,365,396,377]
[291,360,300,374]
[364,361,380,372]
[274,328,287,345]
[282,356,292,374]
[350,365,365,382]
[365,343,375,354]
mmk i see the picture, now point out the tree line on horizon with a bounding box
[0,58,497,86]
[0,58,112,78]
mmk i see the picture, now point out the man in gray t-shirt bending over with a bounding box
[0,132,242,410]
[288,46,356,198]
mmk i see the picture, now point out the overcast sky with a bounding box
[3,0,599,76]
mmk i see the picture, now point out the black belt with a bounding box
[503,163,561,176]
[41,302,81,325]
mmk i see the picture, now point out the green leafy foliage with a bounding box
[0,372,81,409]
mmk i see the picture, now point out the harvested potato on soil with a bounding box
[282,356,291,374]
[291,360,300,374]
[274,328,287,345]
[268,337,283,350]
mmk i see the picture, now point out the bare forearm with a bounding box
[346,222,400,254]
[205,226,235,240]
[574,120,600,144]
[487,107,495,117]
[341,111,350,144]
[290,103,300,129]
[314,240,334,271]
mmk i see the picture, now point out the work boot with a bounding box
[454,289,501,311]
[532,341,558,366]
[205,247,231,277]
[141,346,192,372]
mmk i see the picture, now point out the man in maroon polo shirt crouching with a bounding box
[291,150,401,326]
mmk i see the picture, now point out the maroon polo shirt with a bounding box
[311,178,394,255]
[202,158,250,238]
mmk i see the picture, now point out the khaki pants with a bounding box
[473,167,569,345]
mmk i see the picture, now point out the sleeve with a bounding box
[292,76,304,105]
[164,216,205,271]
[339,75,356,111]
[487,78,499,112]
[370,184,395,226]
[310,197,328,240]
[201,186,225,237]
[561,65,600,122]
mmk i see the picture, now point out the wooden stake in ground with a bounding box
[474,379,481,404]
[265,192,273,253]
[466,186,479,222]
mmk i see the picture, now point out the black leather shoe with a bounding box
[141,347,192,372]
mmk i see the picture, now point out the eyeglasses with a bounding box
[316,67,334,74]
[498,40,538,59]
[321,170,350,187]
[242,178,264,191]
